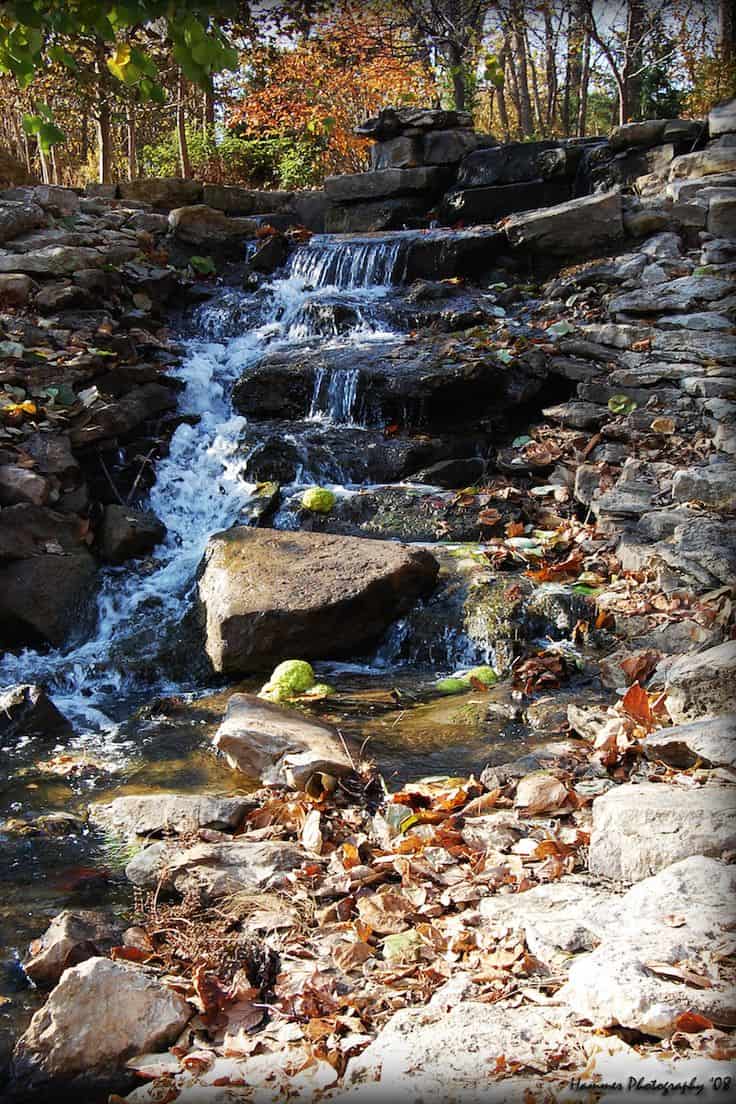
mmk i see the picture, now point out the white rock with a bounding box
[342,1002,586,1102]
[91,792,252,839]
[588,782,736,882]
[479,879,619,965]
[642,714,736,769]
[126,838,307,900]
[213,693,357,790]
[12,957,190,1089]
[664,639,736,722]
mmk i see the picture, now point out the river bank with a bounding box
[1,103,735,1102]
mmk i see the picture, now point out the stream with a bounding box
[0,233,553,1055]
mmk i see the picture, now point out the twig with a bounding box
[126,447,157,505]
[98,453,125,505]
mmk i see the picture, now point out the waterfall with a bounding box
[289,236,407,289]
[0,235,403,727]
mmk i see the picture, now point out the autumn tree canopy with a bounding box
[0,0,733,188]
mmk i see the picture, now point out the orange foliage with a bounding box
[230,2,437,175]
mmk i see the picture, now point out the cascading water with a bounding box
[0,236,408,730]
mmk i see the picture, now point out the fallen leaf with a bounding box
[645,961,713,989]
[621,681,653,725]
[673,1010,714,1034]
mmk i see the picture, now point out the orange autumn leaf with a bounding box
[621,681,653,725]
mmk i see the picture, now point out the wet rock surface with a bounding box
[198,526,439,672]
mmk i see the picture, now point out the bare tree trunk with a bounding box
[204,83,215,131]
[623,0,646,121]
[37,142,50,185]
[563,0,584,137]
[49,142,58,184]
[177,70,191,179]
[96,102,113,183]
[495,45,511,141]
[81,110,89,166]
[447,41,466,112]
[502,31,522,137]
[510,2,533,136]
[577,22,591,136]
[95,47,113,184]
[127,105,137,180]
[720,0,735,63]
[525,28,544,134]
[544,6,558,129]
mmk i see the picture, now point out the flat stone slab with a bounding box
[588,782,736,882]
[710,97,736,137]
[125,838,307,900]
[325,167,447,203]
[91,793,252,839]
[609,274,732,314]
[504,191,623,255]
[198,526,439,673]
[643,715,736,769]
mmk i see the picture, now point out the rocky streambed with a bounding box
[1,105,736,1103]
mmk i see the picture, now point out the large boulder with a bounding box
[0,549,97,648]
[213,693,358,789]
[11,957,191,1092]
[669,146,736,179]
[664,640,736,722]
[202,184,294,216]
[324,196,431,234]
[167,204,258,250]
[504,191,623,255]
[118,177,203,209]
[0,684,71,744]
[233,331,547,431]
[609,274,731,315]
[23,910,123,986]
[560,857,736,1037]
[588,782,736,882]
[197,526,439,673]
[455,139,567,187]
[441,177,569,225]
[0,272,33,305]
[2,184,79,217]
[0,199,45,244]
[344,1002,586,1100]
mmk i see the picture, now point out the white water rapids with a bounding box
[0,237,406,728]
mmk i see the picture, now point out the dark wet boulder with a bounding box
[0,684,72,744]
[442,177,570,225]
[505,191,623,256]
[98,504,166,565]
[240,420,484,486]
[197,526,439,673]
[233,331,548,434]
